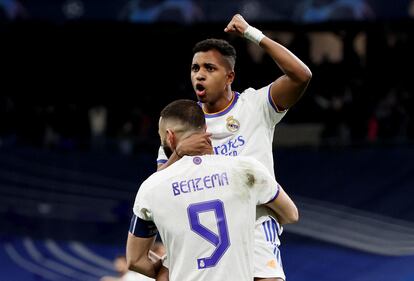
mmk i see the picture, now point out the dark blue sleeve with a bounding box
[129,213,158,238]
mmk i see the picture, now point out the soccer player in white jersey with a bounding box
[156,14,311,281]
[127,100,298,281]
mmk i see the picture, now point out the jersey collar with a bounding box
[201,92,240,118]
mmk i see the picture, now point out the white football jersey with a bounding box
[157,84,286,220]
[133,155,280,281]
[157,84,286,177]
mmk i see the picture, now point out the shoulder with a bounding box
[138,170,167,194]
[240,84,271,98]
[233,155,264,168]
[206,155,263,171]
[229,156,272,182]
[197,154,246,169]
[200,154,231,164]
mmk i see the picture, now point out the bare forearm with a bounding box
[266,186,299,225]
[156,265,169,281]
[260,37,311,84]
[224,14,312,109]
[126,234,159,278]
[128,257,162,278]
[272,210,296,225]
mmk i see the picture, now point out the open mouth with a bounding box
[196,84,205,91]
[195,84,206,96]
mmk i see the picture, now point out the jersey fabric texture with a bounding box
[133,155,280,281]
[156,84,288,279]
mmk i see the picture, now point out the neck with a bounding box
[176,131,214,156]
[203,88,233,114]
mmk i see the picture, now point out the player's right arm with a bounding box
[157,132,212,171]
[126,232,161,278]
[155,265,169,281]
[127,183,162,278]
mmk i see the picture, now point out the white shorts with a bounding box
[254,216,285,280]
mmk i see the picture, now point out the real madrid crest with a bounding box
[226,116,240,132]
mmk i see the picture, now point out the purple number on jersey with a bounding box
[187,200,231,269]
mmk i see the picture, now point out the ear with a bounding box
[166,129,176,150]
[226,71,235,86]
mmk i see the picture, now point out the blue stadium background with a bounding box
[1,0,414,280]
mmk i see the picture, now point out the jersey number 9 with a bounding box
[187,199,231,269]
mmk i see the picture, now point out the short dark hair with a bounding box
[193,38,236,69]
[160,99,205,130]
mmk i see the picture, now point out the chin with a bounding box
[196,95,208,103]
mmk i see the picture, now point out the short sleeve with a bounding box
[130,182,158,237]
[157,145,168,165]
[133,182,153,221]
[237,157,280,205]
[243,83,288,128]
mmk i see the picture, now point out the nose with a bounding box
[195,70,206,81]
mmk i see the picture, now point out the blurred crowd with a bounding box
[1,0,413,23]
[1,22,414,154]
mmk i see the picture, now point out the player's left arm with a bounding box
[246,157,299,225]
[266,185,299,225]
[225,14,312,110]
[126,232,162,278]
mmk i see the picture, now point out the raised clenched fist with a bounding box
[224,14,249,36]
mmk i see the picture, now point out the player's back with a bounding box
[134,155,277,281]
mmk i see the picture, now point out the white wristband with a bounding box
[243,25,265,45]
